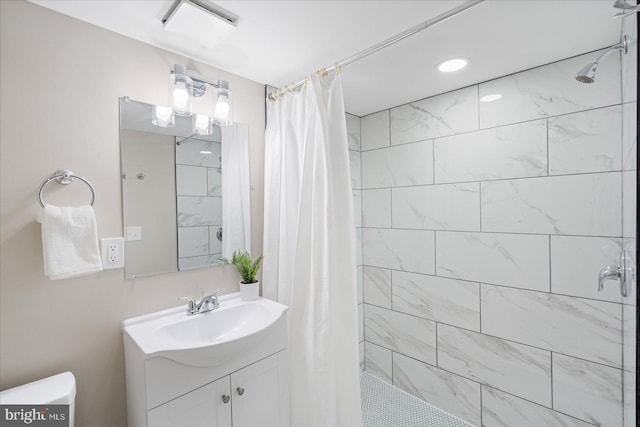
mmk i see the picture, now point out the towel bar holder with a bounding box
[38,169,96,207]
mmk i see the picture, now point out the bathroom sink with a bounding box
[122,293,288,367]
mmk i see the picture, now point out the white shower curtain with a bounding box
[221,123,251,258]
[263,72,363,427]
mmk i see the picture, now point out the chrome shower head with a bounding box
[613,0,637,10]
[575,62,598,84]
[575,35,630,84]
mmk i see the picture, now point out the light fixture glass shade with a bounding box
[213,81,233,126]
[152,105,175,127]
[192,113,212,135]
[169,73,193,116]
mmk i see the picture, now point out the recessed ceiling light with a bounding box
[437,58,469,73]
[480,93,502,102]
[200,150,212,154]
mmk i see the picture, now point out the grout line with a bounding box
[432,138,436,184]
[479,181,483,232]
[387,109,391,147]
[546,117,550,176]
[477,84,481,130]
[391,350,394,385]
[390,270,394,309]
[359,169,625,191]
[358,226,623,240]
[550,352,554,409]
[479,283,483,333]
[433,232,437,275]
[479,383,483,427]
[548,235,553,293]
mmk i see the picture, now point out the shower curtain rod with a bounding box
[276,0,484,95]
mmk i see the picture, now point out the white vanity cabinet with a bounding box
[121,295,290,427]
[147,375,232,427]
[230,351,289,427]
[146,351,289,427]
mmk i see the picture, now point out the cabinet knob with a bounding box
[222,394,230,404]
[236,387,245,396]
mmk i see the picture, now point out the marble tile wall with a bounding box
[356,49,636,427]
[175,139,223,270]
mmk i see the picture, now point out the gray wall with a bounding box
[357,48,637,427]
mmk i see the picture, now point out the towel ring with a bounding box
[38,169,96,208]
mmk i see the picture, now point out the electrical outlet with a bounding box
[101,238,124,269]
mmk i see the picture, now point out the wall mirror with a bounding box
[119,97,250,279]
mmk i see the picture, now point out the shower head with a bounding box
[575,62,598,84]
[613,0,637,10]
[575,35,630,83]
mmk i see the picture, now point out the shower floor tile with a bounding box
[361,372,476,427]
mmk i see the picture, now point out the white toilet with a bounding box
[0,372,76,426]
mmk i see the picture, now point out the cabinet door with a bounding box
[231,351,290,427]
[147,375,232,427]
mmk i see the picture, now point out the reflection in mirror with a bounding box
[175,136,223,271]
[119,97,248,279]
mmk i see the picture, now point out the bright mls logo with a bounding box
[0,405,68,426]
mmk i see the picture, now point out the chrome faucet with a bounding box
[598,249,632,298]
[179,289,225,315]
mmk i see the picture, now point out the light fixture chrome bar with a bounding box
[282,0,484,92]
[172,64,219,88]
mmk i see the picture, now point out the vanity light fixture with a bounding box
[437,58,469,73]
[193,113,212,135]
[170,72,193,116]
[480,93,502,102]
[161,63,233,131]
[152,105,175,127]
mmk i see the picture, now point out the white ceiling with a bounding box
[30,0,622,116]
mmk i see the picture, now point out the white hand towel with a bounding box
[38,204,103,280]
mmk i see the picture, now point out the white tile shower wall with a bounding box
[478,50,621,129]
[433,119,547,183]
[481,387,593,427]
[547,106,622,175]
[359,50,633,427]
[437,324,551,407]
[552,353,623,427]
[390,86,478,144]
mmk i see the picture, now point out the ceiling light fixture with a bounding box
[159,63,233,131]
[437,58,469,73]
[480,93,502,103]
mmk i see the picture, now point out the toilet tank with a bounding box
[0,372,76,427]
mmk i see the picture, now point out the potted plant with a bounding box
[221,250,263,301]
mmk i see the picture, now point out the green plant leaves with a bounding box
[220,250,263,283]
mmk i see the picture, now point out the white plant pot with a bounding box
[239,281,259,301]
